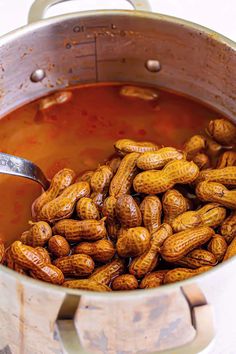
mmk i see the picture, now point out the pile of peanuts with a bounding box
[0,117,236,292]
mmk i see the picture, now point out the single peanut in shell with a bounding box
[117,227,151,258]
[53,218,107,242]
[220,211,236,244]
[112,274,138,290]
[140,270,168,289]
[39,91,72,111]
[137,147,185,170]
[109,152,140,197]
[54,254,94,277]
[193,153,210,170]
[162,189,190,225]
[140,196,162,234]
[20,221,52,247]
[106,222,120,241]
[207,118,236,145]
[223,237,236,261]
[196,166,236,185]
[133,160,199,194]
[48,235,70,258]
[76,170,94,183]
[91,191,107,211]
[102,196,117,222]
[11,241,45,270]
[196,181,236,209]
[163,266,212,284]
[76,197,100,220]
[184,135,206,160]
[176,249,217,268]
[31,264,64,285]
[115,138,158,155]
[116,195,142,228]
[90,165,113,193]
[63,279,111,292]
[161,226,215,262]
[217,151,236,169]
[90,259,125,285]
[207,235,227,261]
[106,156,121,174]
[120,86,159,101]
[74,239,115,263]
[35,247,51,264]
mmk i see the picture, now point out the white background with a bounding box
[0,1,236,354]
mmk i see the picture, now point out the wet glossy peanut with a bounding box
[140,270,168,289]
[91,191,107,211]
[220,211,236,244]
[54,254,94,277]
[38,181,90,223]
[193,153,210,170]
[48,235,70,258]
[217,151,236,169]
[11,241,45,270]
[102,196,117,222]
[116,195,142,228]
[162,189,190,225]
[20,221,52,247]
[129,224,172,278]
[223,237,236,261]
[111,274,138,290]
[76,197,100,220]
[117,227,151,258]
[196,181,236,209]
[39,91,73,111]
[207,118,236,145]
[35,247,51,264]
[184,135,206,160]
[163,266,212,284]
[74,239,115,263]
[133,160,199,194]
[106,222,120,241]
[63,279,111,292]
[53,218,107,242]
[207,235,227,261]
[140,196,162,234]
[161,226,214,262]
[176,249,217,268]
[32,168,76,217]
[172,203,226,232]
[90,259,125,285]
[109,152,140,197]
[31,264,64,285]
[137,147,185,170]
[196,166,236,185]
[76,170,94,183]
[0,239,5,263]
[120,85,159,101]
[90,165,113,193]
[106,157,122,174]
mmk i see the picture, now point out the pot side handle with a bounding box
[28,0,152,23]
[55,284,214,354]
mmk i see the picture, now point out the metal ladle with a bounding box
[0,152,50,190]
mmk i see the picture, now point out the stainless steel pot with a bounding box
[0,1,235,353]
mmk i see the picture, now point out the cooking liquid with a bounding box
[0,84,221,245]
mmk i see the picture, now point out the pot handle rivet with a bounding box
[145,59,161,73]
[30,69,46,83]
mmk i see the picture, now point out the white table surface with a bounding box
[0,1,235,354]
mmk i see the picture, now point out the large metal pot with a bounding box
[0,1,236,353]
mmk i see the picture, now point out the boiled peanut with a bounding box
[53,218,107,242]
[76,197,100,220]
[207,235,227,261]
[163,266,212,284]
[76,170,94,183]
[223,237,236,261]
[111,274,138,290]
[162,189,190,224]
[220,211,236,244]
[117,227,151,258]
[120,86,158,101]
[74,239,115,263]
[106,222,120,241]
[196,166,236,185]
[109,152,140,196]
[20,221,52,247]
[0,239,5,263]
[91,191,107,211]
[54,254,94,277]
[184,135,206,160]
[38,181,90,223]
[35,247,51,264]
[161,226,215,262]
[115,195,142,228]
[48,235,70,258]
[193,153,210,170]
[11,241,45,270]
[4,248,26,275]
[39,91,72,111]
[32,168,76,217]
[172,203,226,232]
[63,279,111,292]
[102,196,117,222]
[140,270,168,289]
[137,147,185,170]
[217,151,236,169]
[106,156,121,174]
[133,160,199,194]
[90,165,113,193]
[90,259,125,285]
[196,181,236,209]
[207,118,236,145]
[176,249,217,268]
[31,264,64,285]
[140,196,162,234]
[129,224,172,278]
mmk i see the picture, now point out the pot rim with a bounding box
[0,9,235,296]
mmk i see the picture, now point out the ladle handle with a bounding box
[56,284,214,354]
[28,0,152,23]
